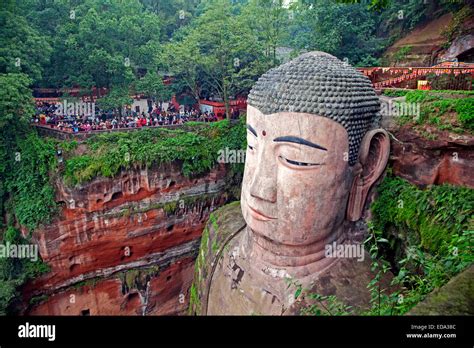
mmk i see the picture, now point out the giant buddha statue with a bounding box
[191,51,392,315]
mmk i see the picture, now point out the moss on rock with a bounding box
[188,201,245,315]
[408,265,474,315]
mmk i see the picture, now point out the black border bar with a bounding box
[0,315,472,346]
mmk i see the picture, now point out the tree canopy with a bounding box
[0,0,463,116]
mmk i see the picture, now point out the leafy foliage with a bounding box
[5,0,463,103]
[33,0,161,89]
[63,118,246,185]
[391,90,474,133]
[96,86,133,116]
[393,45,412,63]
[0,10,51,83]
[6,134,58,230]
[455,98,474,130]
[288,278,354,316]
[364,173,473,315]
[286,0,388,66]
[371,175,473,254]
[0,69,57,314]
[382,89,411,97]
[0,73,35,128]
[383,89,474,98]
[0,73,58,231]
[135,71,173,103]
[0,227,50,315]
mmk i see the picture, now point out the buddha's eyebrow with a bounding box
[246,124,257,137]
[273,136,327,151]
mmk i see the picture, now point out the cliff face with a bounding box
[24,162,238,315]
[383,13,453,66]
[390,126,474,188]
[383,10,473,66]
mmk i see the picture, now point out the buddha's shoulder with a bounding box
[189,201,246,315]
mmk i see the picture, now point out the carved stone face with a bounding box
[241,105,355,247]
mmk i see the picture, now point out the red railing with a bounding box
[357,63,474,89]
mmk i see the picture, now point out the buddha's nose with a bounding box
[248,146,277,203]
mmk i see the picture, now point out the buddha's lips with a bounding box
[248,205,276,221]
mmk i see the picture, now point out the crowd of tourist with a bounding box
[32,102,221,133]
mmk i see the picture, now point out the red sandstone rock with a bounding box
[27,257,195,315]
[22,162,236,315]
[390,126,474,188]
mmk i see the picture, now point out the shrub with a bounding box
[62,118,247,185]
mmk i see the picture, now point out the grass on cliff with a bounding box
[3,118,247,228]
[62,118,247,185]
[365,172,474,315]
[3,132,58,231]
[0,227,50,315]
[383,89,474,133]
[383,89,474,98]
[371,173,473,255]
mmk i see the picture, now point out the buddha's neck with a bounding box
[246,223,347,279]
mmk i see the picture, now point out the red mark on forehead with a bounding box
[262,130,267,136]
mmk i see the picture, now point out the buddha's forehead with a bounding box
[247,51,379,165]
[247,105,348,137]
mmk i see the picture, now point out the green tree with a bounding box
[96,86,133,119]
[39,0,161,89]
[0,73,34,129]
[241,0,290,66]
[159,37,202,103]
[168,0,270,119]
[286,0,386,66]
[139,0,200,39]
[135,71,173,108]
[0,10,51,83]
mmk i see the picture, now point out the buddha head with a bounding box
[241,52,390,269]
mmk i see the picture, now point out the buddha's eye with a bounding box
[248,144,254,151]
[279,155,319,167]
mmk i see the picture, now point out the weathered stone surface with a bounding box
[248,51,380,165]
[22,162,238,315]
[194,202,392,315]
[190,201,246,315]
[28,257,195,315]
[440,34,474,62]
[408,265,474,315]
[383,13,453,66]
[390,125,474,188]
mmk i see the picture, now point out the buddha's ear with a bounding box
[346,129,390,222]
